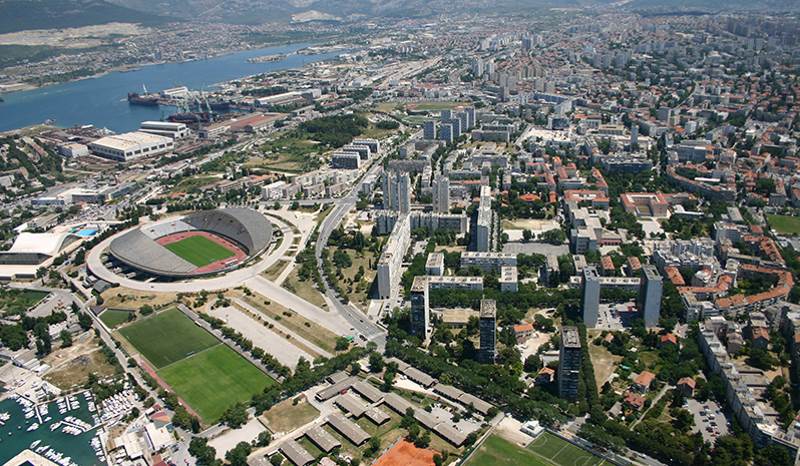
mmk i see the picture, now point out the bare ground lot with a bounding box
[207,304,313,368]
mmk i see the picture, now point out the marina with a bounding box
[0,391,105,466]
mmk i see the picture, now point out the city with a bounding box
[0,1,799,466]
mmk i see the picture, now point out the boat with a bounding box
[30,440,41,449]
[127,92,160,107]
[27,422,39,431]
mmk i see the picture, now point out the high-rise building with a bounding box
[581,266,600,328]
[440,124,454,144]
[410,276,429,339]
[465,107,476,130]
[522,36,533,51]
[381,172,411,213]
[475,185,492,252]
[448,118,462,139]
[479,299,497,363]
[423,120,437,140]
[440,109,452,122]
[433,174,450,213]
[471,58,484,77]
[376,214,411,299]
[558,326,581,401]
[638,265,663,328]
[630,123,639,148]
[457,112,469,134]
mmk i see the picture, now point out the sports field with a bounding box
[768,214,800,235]
[467,433,605,466]
[467,435,550,466]
[164,235,235,267]
[99,309,132,328]
[528,432,605,466]
[159,344,275,422]
[118,308,219,368]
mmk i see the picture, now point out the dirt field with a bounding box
[261,395,320,434]
[588,331,623,390]
[374,440,438,466]
[43,334,118,389]
[101,288,180,310]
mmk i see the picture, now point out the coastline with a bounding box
[0,38,339,96]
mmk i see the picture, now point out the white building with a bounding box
[377,214,411,299]
[88,132,173,162]
[140,121,189,140]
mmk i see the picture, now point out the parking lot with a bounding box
[686,399,730,442]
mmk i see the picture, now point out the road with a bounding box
[314,149,389,350]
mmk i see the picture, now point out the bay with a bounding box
[0,42,339,132]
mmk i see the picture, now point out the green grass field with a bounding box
[467,435,551,466]
[99,309,132,328]
[528,432,605,466]
[159,344,276,422]
[768,214,800,235]
[118,308,219,368]
[165,235,235,267]
[0,288,48,316]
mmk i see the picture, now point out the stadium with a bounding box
[107,208,272,279]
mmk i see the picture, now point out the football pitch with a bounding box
[159,344,276,422]
[164,235,235,267]
[467,433,605,466]
[118,308,219,368]
[119,308,276,423]
[528,432,606,466]
[768,214,800,235]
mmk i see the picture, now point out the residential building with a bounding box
[582,266,600,328]
[558,326,581,401]
[479,299,497,363]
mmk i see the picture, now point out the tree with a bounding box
[335,336,350,351]
[221,402,248,428]
[524,354,542,373]
[189,437,219,466]
[541,228,566,245]
[225,442,252,466]
[415,430,431,448]
[269,455,284,466]
[78,312,92,330]
[369,352,384,373]
[59,330,72,347]
[748,348,776,370]
[522,229,533,242]
[256,431,272,447]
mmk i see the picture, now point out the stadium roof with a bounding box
[108,208,272,278]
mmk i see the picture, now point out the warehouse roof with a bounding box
[352,380,384,403]
[305,427,340,453]
[326,412,370,445]
[279,439,314,466]
[335,393,367,418]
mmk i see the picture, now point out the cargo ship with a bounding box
[127,92,159,106]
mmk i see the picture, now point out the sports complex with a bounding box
[107,207,272,279]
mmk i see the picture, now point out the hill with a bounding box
[0,0,170,34]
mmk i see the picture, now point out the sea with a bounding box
[0,42,341,133]
[0,392,102,465]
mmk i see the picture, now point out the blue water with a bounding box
[75,229,97,237]
[0,394,101,465]
[0,42,340,132]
